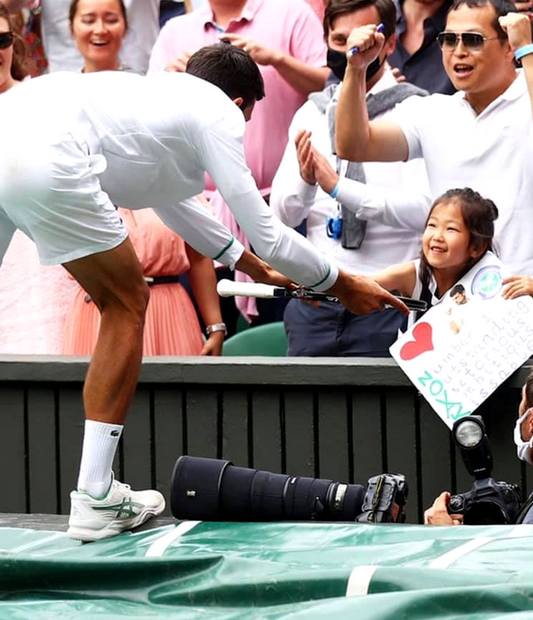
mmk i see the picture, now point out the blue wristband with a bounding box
[514,44,533,61]
[329,182,340,200]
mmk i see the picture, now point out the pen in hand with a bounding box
[347,23,385,58]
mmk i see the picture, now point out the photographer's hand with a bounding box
[424,492,463,526]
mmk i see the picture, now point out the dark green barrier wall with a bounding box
[0,356,531,522]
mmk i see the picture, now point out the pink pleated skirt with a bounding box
[63,282,204,356]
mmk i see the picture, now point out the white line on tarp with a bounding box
[508,524,533,537]
[145,520,200,557]
[429,536,494,568]
[4,532,67,555]
[346,565,378,597]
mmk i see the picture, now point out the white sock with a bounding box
[77,419,123,499]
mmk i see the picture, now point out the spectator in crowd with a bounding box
[149,0,329,330]
[336,1,533,276]
[0,4,24,90]
[389,0,455,94]
[69,0,129,71]
[64,209,225,356]
[271,0,430,356]
[374,188,499,308]
[63,0,225,356]
[1,0,159,73]
[0,5,77,353]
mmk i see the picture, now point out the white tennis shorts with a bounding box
[0,135,127,266]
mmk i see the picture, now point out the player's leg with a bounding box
[63,238,164,542]
[63,237,149,426]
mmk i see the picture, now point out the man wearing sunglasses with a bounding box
[335,0,533,277]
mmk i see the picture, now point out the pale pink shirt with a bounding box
[305,0,325,20]
[149,0,326,319]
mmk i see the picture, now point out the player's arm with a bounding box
[156,197,293,287]
[199,122,408,315]
[335,25,409,162]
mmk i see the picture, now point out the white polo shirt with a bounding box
[0,71,337,290]
[393,70,533,274]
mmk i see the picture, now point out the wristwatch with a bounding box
[205,322,227,337]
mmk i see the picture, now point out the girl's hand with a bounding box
[200,331,224,356]
[498,12,533,50]
[502,274,533,299]
[346,24,385,70]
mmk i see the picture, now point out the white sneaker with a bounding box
[67,476,165,542]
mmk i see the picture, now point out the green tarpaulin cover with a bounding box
[1,521,533,619]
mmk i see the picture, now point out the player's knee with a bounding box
[98,279,150,324]
[127,280,150,322]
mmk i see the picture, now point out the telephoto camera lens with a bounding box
[170,456,366,522]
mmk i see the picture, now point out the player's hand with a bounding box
[328,270,409,315]
[502,274,533,299]
[295,130,317,185]
[499,12,533,50]
[346,24,385,70]
[220,33,282,66]
[165,51,192,73]
[424,492,463,526]
[200,331,224,356]
[312,147,339,195]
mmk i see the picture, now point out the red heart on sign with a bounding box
[400,322,434,361]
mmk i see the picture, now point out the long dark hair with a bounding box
[419,187,499,291]
[0,6,28,82]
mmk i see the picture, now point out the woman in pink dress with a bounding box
[63,0,225,356]
[0,6,77,354]
[64,209,224,355]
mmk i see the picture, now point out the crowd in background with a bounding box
[1,0,533,359]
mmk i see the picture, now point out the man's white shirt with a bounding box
[0,71,338,290]
[392,70,533,274]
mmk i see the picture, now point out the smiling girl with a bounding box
[374,187,499,307]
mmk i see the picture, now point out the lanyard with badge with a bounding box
[326,159,347,240]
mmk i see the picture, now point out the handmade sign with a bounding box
[390,255,533,428]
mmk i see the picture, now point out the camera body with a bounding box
[448,477,522,525]
[357,473,408,523]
